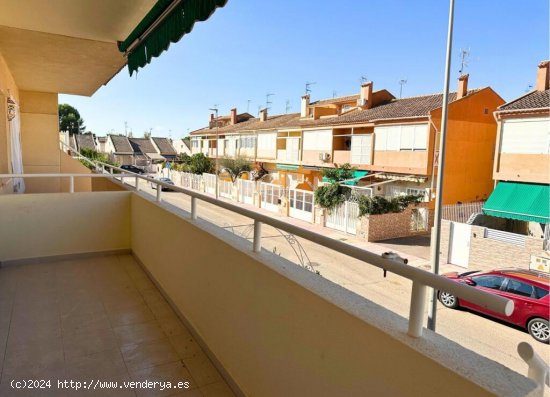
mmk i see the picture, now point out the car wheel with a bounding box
[438,291,459,309]
[527,318,549,344]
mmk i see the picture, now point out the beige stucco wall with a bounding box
[0,51,19,193]
[0,191,131,262]
[130,193,530,397]
[495,153,550,184]
[59,151,92,192]
[19,90,60,193]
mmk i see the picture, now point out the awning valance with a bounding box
[119,0,228,76]
[482,182,550,224]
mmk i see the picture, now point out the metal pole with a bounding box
[69,176,74,193]
[156,184,161,202]
[209,108,219,200]
[253,220,262,253]
[427,0,455,332]
[408,281,428,338]
[191,197,198,220]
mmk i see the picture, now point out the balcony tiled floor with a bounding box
[0,255,236,397]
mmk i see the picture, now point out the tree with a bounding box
[314,164,356,211]
[218,156,251,182]
[58,104,85,135]
[322,163,355,182]
[188,153,213,175]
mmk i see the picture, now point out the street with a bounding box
[130,179,549,379]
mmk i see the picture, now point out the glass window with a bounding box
[505,279,534,298]
[534,286,549,299]
[472,275,505,290]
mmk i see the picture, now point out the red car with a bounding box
[438,269,550,343]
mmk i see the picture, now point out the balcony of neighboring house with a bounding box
[494,117,550,184]
[332,127,352,165]
[0,165,544,397]
[275,131,300,163]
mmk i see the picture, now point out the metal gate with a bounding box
[448,222,472,268]
[288,189,314,223]
[238,179,255,205]
[219,179,233,199]
[203,173,217,195]
[260,182,283,213]
[326,201,359,235]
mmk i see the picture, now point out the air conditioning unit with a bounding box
[319,152,331,162]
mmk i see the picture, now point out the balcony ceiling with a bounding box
[0,0,156,96]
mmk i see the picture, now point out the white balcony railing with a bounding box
[1,152,514,341]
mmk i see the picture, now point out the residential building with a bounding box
[105,134,135,165]
[439,61,549,271]
[152,137,178,161]
[191,76,504,207]
[484,60,550,240]
[0,2,541,396]
[173,137,192,156]
[95,136,108,152]
[128,137,165,166]
[74,132,97,152]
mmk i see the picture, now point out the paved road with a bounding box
[128,178,549,380]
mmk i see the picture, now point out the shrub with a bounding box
[314,183,350,212]
[358,194,423,217]
[78,147,118,170]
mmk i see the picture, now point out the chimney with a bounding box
[536,60,550,91]
[230,108,237,125]
[259,108,268,122]
[359,82,373,109]
[300,95,310,117]
[457,74,469,99]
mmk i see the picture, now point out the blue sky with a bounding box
[60,0,549,139]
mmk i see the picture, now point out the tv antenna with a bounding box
[525,84,533,92]
[265,93,274,111]
[285,100,292,114]
[360,75,369,84]
[458,48,470,75]
[305,81,316,95]
[124,121,128,137]
[332,90,337,98]
[246,99,251,113]
[398,79,407,98]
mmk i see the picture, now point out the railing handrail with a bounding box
[13,139,516,339]
[1,170,514,324]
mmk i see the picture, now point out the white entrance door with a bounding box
[288,189,314,223]
[238,179,255,205]
[260,182,283,212]
[449,222,472,268]
[326,201,359,235]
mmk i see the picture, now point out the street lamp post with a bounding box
[427,0,455,332]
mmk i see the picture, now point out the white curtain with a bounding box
[7,97,25,193]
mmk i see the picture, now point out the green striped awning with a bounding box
[119,0,227,76]
[276,164,300,171]
[482,182,550,224]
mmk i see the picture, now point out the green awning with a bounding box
[119,0,228,76]
[276,164,300,171]
[482,182,550,224]
[323,170,369,186]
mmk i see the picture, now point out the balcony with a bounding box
[0,172,542,397]
[333,149,351,164]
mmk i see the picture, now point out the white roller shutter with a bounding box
[303,129,332,151]
[501,118,550,154]
[413,124,428,150]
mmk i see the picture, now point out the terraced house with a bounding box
[0,1,543,397]
[191,76,504,222]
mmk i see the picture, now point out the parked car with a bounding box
[151,177,175,191]
[120,165,145,174]
[438,269,549,343]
